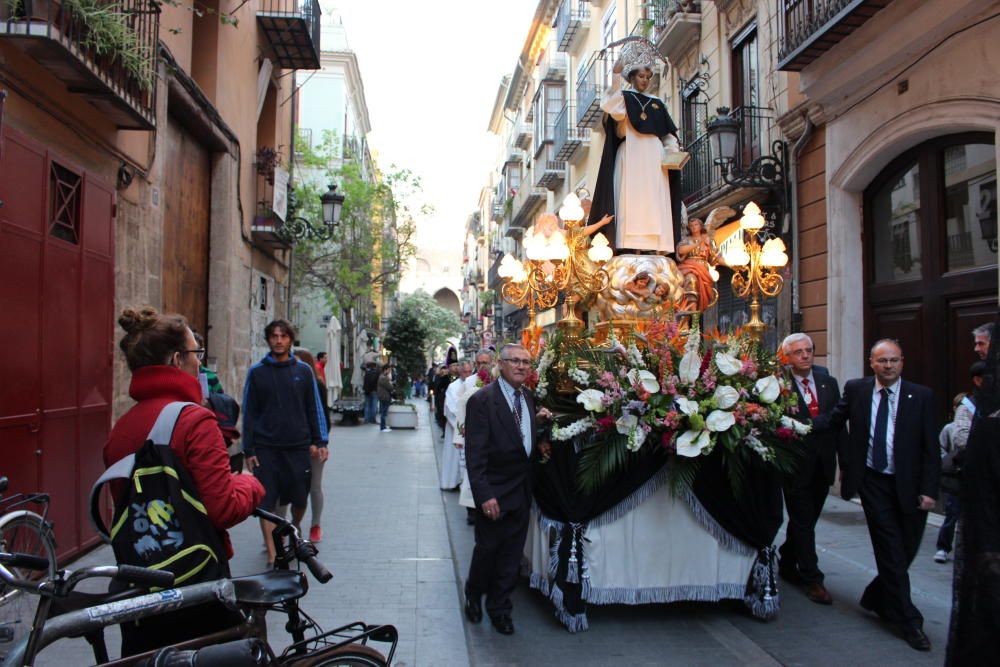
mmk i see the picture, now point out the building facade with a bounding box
[0,0,320,557]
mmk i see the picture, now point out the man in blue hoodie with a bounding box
[243,319,329,564]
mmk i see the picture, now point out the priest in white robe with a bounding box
[440,361,470,490]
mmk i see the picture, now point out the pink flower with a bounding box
[661,430,676,452]
[776,427,796,442]
[596,415,616,433]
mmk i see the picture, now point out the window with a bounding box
[731,22,762,163]
[944,143,996,271]
[680,75,708,146]
[602,2,617,86]
[532,83,565,156]
[871,163,922,283]
[49,162,82,244]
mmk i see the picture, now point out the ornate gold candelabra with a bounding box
[722,202,788,341]
[496,194,613,340]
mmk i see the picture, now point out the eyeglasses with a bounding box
[181,348,206,362]
[501,358,532,366]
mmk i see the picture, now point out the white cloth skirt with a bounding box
[439,424,462,490]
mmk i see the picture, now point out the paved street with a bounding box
[39,401,956,666]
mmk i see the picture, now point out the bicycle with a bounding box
[0,508,398,666]
[0,475,57,656]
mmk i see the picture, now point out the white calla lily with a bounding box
[754,375,781,403]
[676,429,711,457]
[678,351,701,383]
[675,396,700,416]
[576,388,606,413]
[706,409,736,432]
[615,413,638,435]
[714,351,743,376]
[712,385,740,410]
[628,368,660,394]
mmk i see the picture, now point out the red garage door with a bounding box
[0,128,114,562]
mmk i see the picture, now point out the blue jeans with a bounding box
[363,393,378,423]
[379,399,391,429]
[936,492,960,552]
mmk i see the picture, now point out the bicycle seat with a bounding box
[231,570,308,606]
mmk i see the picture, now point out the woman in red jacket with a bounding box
[104,306,265,655]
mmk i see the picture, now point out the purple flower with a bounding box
[627,400,649,415]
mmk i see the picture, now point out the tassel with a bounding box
[743,546,780,620]
[566,524,580,584]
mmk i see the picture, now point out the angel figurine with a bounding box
[675,206,732,311]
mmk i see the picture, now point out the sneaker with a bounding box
[381,427,392,433]
[309,525,322,543]
[934,550,949,563]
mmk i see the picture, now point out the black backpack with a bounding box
[89,402,230,588]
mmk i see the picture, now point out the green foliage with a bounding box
[383,307,426,395]
[396,290,463,362]
[64,0,154,91]
[576,432,630,494]
[291,132,420,314]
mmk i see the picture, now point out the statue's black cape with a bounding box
[587,91,683,251]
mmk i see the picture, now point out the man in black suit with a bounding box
[778,333,846,605]
[814,339,939,651]
[464,343,538,635]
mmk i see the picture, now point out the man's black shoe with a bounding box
[901,626,931,652]
[491,614,514,635]
[464,592,482,624]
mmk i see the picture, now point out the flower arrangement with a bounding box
[537,317,808,493]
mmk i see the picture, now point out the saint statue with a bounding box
[588,38,683,254]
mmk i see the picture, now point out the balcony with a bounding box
[514,119,533,151]
[681,105,773,206]
[651,1,701,62]
[555,0,589,52]
[257,0,321,70]
[535,160,566,190]
[575,53,606,129]
[251,214,294,249]
[553,103,589,162]
[539,48,567,82]
[0,0,159,129]
[777,0,891,72]
[511,187,547,229]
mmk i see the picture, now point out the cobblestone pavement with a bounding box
[33,400,955,666]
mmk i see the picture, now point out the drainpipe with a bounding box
[789,111,815,333]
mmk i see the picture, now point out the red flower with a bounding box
[776,427,796,442]
[660,430,676,451]
[595,415,616,433]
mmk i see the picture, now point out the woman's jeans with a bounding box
[379,399,391,429]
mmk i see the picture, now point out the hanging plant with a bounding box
[255,146,283,184]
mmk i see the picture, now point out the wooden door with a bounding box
[163,116,211,336]
[0,128,114,560]
[864,133,998,419]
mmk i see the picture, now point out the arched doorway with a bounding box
[433,287,462,317]
[863,133,997,417]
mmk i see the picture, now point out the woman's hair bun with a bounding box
[118,306,159,334]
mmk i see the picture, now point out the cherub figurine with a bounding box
[675,206,732,311]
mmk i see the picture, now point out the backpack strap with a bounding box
[88,401,196,542]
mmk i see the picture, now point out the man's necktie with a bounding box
[871,388,891,472]
[512,389,524,441]
[802,378,819,418]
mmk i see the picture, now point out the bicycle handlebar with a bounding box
[0,551,50,571]
[252,508,332,583]
[116,564,176,589]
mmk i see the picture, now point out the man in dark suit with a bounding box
[814,339,939,651]
[778,333,846,605]
[464,343,538,635]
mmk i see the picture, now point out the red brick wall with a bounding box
[796,126,828,364]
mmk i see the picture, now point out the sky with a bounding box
[327,0,539,285]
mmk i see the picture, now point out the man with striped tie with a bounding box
[778,333,846,606]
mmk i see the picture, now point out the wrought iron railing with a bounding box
[1,0,160,125]
[553,103,590,161]
[777,0,876,67]
[257,0,321,69]
[681,105,773,203]
[651,0,702,31]
[575,53,606,128]
[555,0,590,52]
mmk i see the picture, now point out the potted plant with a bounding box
[386,393,417,429]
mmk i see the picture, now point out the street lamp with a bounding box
[279,184,345,243]
[722,201,788,341]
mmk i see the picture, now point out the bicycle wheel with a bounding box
[299,643,388,667]
[0,513,57,656]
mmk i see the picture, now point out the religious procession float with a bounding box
[483,37,804,632]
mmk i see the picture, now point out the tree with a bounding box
[383,307,426,395]
[396,291,463,363]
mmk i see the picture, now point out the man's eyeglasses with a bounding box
[181,348,206,362]
[501,358,532,367]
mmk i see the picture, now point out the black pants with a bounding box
[780,459,830,584]
[467,504,529,619]
[859,469,927,629]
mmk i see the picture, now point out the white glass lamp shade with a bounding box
[760,237,788,267]
[587,232,613,263]
[498,253,521,279]
[708,266,720,282]
[739,201,765,232]
[722,237,750,267]
[558,193,585,222]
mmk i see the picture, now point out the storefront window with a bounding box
[871,163,921,283]
[944,143,997,271]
